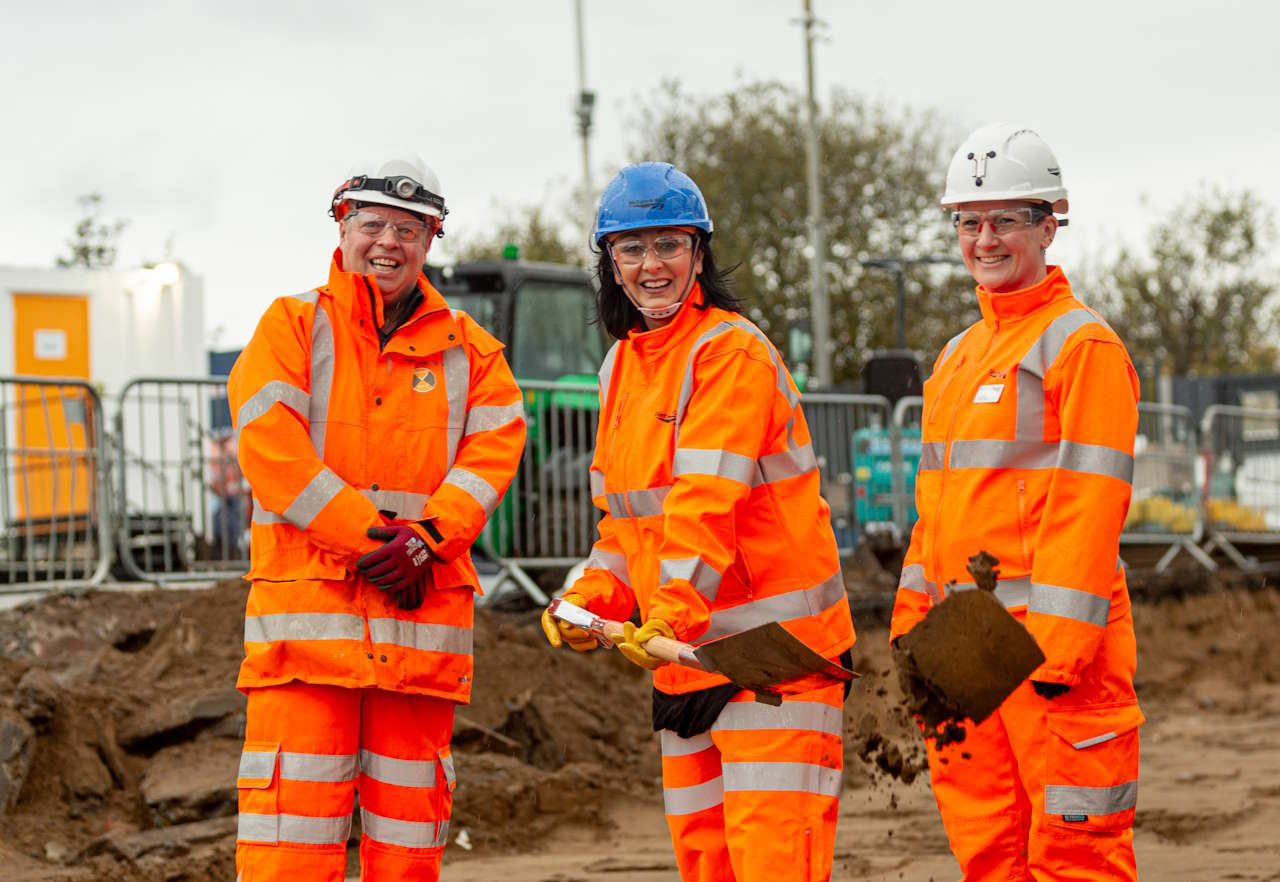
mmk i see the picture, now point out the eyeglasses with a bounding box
[347,212,432,244]
[610,234,694,266]
[952,207,1049,238]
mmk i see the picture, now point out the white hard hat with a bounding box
[329,153,448,227]
[940,123,1068,214]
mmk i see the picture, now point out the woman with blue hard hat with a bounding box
[541,161,857,881]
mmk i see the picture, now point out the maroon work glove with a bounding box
[357,525,433,607]
[1031,680,1070,700]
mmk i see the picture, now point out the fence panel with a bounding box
[0,377,111,590]
[1200,405,1280,567]
[114,377,248,581]
[800,393,893,552]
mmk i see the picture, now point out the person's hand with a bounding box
[357,525,433,598]
[397,578,427,611]
[540,594,598,652]
[618,619,675,670]
[1031,680,1070,700]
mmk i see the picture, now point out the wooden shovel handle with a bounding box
[600,620,707,671]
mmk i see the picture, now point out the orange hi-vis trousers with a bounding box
[659,682,844,882]
[925,606,1142,882]
[236,683,455,882]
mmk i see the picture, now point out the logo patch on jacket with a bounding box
[412,367,436,393]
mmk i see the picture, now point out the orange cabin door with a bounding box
[11,294,92,521]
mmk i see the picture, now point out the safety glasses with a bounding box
[610,234,694,266]
[952,207,1050,238]
[347,212,433,244]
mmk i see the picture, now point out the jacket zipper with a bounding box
[1017,479,1031,567]
[608,391,630,515]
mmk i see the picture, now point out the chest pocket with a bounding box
[401,355,450,433]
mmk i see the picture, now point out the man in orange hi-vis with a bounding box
[227,154,525,881]
[541,162,856,882]
[891,124,1142,881]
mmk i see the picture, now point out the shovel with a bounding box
[548,597,857,706]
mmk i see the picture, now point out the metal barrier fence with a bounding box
[0,377,112,591]
[1200,405,1280,569]
[113,377,249,582]
[802,393,894,552]
[1122,404,1212,571]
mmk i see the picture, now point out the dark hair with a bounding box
[594,233,741,340]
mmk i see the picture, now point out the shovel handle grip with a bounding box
[600,620,706,671]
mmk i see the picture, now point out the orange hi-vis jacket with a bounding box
[890,267,1139,686]
[573,285,856,695]
[227,250,526,703]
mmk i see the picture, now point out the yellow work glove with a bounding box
[618,619,676,671]
[540,594,599,652]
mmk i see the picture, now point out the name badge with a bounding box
[973,383,1004,404]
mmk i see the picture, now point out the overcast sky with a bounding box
[3,0,1278,350]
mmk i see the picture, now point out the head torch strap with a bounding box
[328,175,449,220]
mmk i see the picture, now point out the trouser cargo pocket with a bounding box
[1044,700,1143,834]
[236,740,281,844]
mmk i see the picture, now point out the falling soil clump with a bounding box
[892,552,1045,746]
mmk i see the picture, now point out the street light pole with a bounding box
[859,255,965,351]
[800,0,831,388]
[573,0,596,259]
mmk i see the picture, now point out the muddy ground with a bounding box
[0,559,1276,881]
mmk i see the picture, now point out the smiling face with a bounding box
[607,227,704,327]
[955,199,1056,293]
[339,204,431,305]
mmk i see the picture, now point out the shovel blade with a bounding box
[692,622,858,696]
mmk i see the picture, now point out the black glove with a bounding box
[1032,680,1070,700]
[357,525,433,603]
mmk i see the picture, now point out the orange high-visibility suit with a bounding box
[228,250,525,881]
[570,285,856,882]
[891,267,1142,881]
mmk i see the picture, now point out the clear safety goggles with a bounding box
[346,212,434,244]
[952,207,1051,238]
[610,233,694,266]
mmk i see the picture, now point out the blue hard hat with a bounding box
[593,162,713,246]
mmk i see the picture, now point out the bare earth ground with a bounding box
[0,563,1276,881]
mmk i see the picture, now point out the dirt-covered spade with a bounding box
[894,551,1045,744]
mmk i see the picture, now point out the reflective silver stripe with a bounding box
[244,612,365,643]
[663,776,724,816]
[1058,441,1134,483]
[358,488,430,520]
[946,576,1030,609]
[598,341,620,405]
[309,304,334,458]
[660,556,723,603]
[660,730,714,757]
[442,467,500,515]
[899,563,941,604]
[360,807,449,849]
[673,448,758,485]
[606,492,629,519]
[701,570,846,642]
[464,401,524,436]
[1072,732,1118,750]
[939,326,971,365]
[286,289,319,305]
[239,812,351,845]
[359,749,438,788]
[722,761,842,797]
[238,750,277,781]
[368,618,473,655]
[1044,782,1138,817]
[585,548,630,586]
[442,345,470,471]
[440,751,456,787]
[280,752,358,783]
[283,466,346,529]
[712,700,842,736]
[949,439,1057,470]
[590,469,605,499]
[251,499,285,525]
[1029,583,1110,627]
[1016,309,1106,441]
[918,442,946,472]
[758,443,818,484]
[236,380,310,431]
[626,486,670,517]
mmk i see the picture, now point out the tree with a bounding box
[56,193,129,269]
[628,80,975,385]
[1095,187,1278,376]
[447,204,584,267]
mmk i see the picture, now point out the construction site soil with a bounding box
[0,560,1277,881]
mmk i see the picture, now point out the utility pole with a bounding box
[800,0,831,388]
[860,255,965,350]
[573,0,596,259]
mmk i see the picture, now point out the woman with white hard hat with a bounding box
[891,124,1143,880]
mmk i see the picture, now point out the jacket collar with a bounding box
[976,265,1073,329]
[626,283,709,363]
[326,249,457,353]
